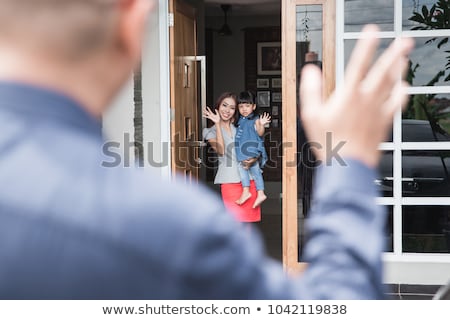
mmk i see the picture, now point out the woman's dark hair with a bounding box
[214,92,238,123]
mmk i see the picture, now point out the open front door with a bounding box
[282,0,335,274]
[169,0,204,183]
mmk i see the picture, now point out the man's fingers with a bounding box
[363,37,414,99]
[300,64,323,116]
[344,24,380,89]
[382,80,410,118]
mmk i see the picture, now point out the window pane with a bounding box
[385,205,394,252]
[403,0,450,31]
[377,151,394,197]
[344,38,393,70]
[407,38,450,87]
[297,4,323,263]
[403,93,450,142]
[296,5,323,47]
[402,150,450,197]
[344,0,394,32]
[403,206,450,253]
[296,5,323,106]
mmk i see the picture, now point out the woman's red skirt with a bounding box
[221,181,261,222]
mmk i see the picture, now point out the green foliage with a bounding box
[405,1,450,135]
[410,0,450,31]
[405,61,450,134]
[409,0,450,81]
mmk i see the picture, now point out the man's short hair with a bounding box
[0,0,119,59]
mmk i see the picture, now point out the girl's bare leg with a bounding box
[253,190,267,208]
[236,187,252,205]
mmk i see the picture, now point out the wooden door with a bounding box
[169,0,202,183]
[282,0,335,274]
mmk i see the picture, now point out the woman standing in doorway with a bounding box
[203,92,261,223]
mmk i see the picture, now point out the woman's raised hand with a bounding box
[203,107,221,124]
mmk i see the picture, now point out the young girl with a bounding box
[202,92,261,223]
[235,91,271,208]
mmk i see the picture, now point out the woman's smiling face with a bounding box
[218,97,236,122]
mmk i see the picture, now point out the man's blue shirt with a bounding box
[0,82,386,299]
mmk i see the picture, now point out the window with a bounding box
[338,1,450,260]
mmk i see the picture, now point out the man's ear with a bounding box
[117,0,155,63]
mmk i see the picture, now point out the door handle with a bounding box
[185,55,207,132]
[185,141,207,147]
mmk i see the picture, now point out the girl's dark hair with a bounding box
[213,92,238,123]
[236,91,257,124]
[237,91,255,105]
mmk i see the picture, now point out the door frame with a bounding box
[169,0,201,181]
[158,0,172,180]
[282,0,336,274]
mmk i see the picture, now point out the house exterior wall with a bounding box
[102,0,171,179]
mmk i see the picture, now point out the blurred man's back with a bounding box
[0,0,413,299]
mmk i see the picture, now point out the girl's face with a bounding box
[238,103,256,117]
[217,97,236,122]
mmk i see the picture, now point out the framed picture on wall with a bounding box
[272,78,282,88]
[256,91,270,107]
[272,92,282,103]
[257,42,281,75]
[256,78,270,88]
[271,105,279,116]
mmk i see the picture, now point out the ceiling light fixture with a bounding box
[218,4,232,36]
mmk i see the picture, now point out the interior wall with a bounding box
[183,0,206,55]
[206,14,280,102]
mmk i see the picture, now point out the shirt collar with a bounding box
[241,112,255,120]
[0,81,102,136]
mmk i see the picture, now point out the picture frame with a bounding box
[257,42,281,75]
[256,91,271,108]
[272,92,282,103]
[271,78,282,88]
[271,105,279,116]
[256,78,270,89]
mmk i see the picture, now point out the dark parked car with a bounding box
[376,119,450,197]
